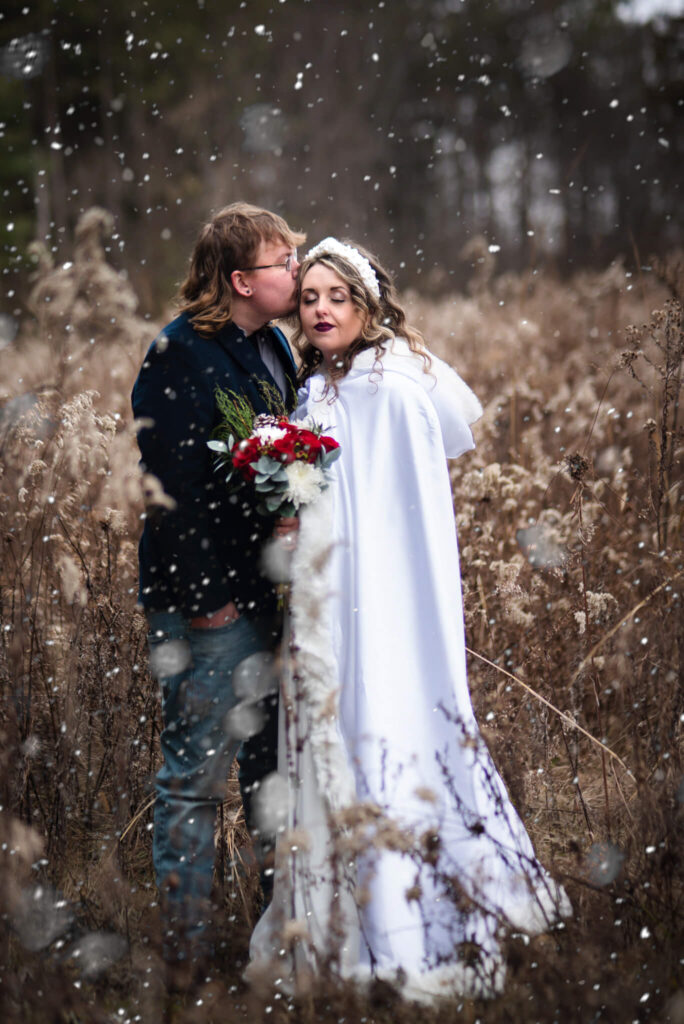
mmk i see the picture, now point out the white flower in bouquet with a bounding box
[252,423,288,445]
[284,461,325,509]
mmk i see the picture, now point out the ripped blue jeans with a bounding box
[147,610,274,962]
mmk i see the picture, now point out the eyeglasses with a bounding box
[244,252,298,273]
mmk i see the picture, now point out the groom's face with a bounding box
[244,236,300,322]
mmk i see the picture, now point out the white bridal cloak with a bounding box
[249,339,570,1002]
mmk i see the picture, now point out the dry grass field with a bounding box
[1,210,682,1022]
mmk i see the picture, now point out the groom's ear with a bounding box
[231,269,252,297]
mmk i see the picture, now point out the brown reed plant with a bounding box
[0,213,682,1022]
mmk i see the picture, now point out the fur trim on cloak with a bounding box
[288,485,357,810]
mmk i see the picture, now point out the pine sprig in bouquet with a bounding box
[208,385,341,518]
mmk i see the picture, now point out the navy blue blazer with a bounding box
[131,312,298,618]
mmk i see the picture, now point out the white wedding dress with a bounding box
[248,339,571,1002]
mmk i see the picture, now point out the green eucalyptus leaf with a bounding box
[320,447,341,469]
[255,455,278,475]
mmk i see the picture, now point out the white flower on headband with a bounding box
[304,237,381,299]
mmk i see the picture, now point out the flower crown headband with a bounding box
[303,237,381,300]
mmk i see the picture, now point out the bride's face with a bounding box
[299,264,366,368]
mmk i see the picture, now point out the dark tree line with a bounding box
[1,0,682,312]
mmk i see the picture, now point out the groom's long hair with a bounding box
[178,202,305,337]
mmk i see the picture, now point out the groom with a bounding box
[131,202,304,985]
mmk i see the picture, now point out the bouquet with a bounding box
[208,390,341,518]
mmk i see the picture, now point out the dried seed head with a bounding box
[566,452,589,481]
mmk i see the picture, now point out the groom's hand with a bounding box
[190,600,240,629]
[273,516,299,550]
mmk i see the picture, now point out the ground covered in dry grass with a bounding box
[1,211,682,1022]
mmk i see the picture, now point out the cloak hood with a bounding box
[298,337,482,461]
[348,337,483,458]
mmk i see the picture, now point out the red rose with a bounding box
[272,435,298,463]
[231,437,260,479]
[294,429,324,463]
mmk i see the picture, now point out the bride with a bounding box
[248,238,571,1002]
